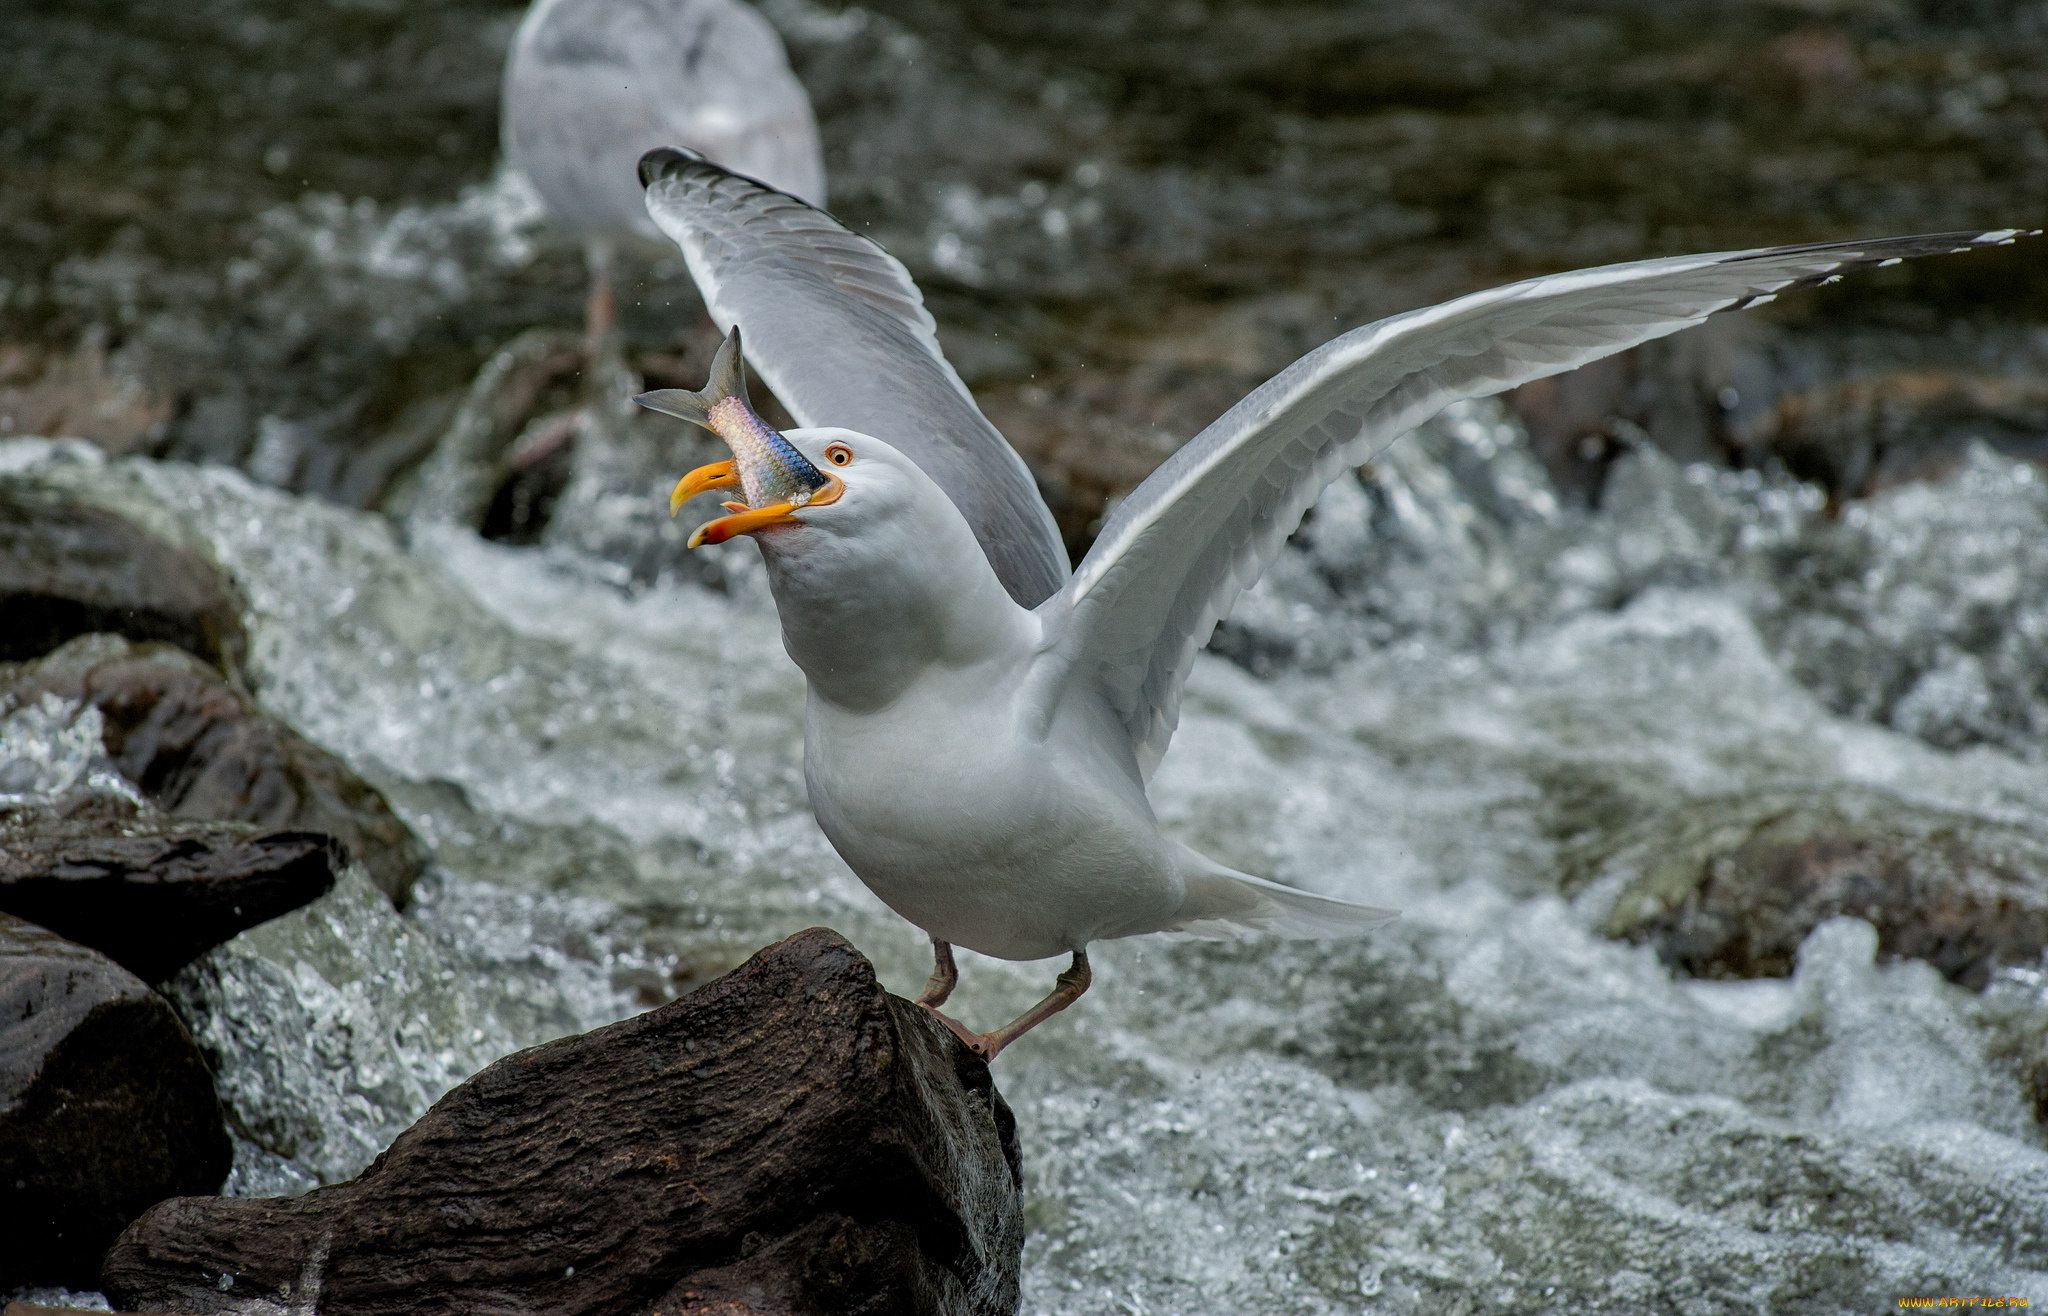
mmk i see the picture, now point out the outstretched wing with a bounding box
[640,147,1070,607]
[1029,228,2034,778]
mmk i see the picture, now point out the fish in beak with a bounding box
[634,327,841,547]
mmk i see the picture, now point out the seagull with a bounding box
[632,146,2031,1059]
[501,0,826,354]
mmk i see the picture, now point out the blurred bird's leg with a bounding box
[923,949,1091,1062]
[583,237,617,362]
[916,938,959,1007]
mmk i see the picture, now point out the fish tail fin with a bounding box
[1163,842,1398,940]
[633,325,747,431]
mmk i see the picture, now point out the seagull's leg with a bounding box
[915,938,959,1008]
[923,950,1092,1062]
[980,950,1091,1058]
[582,236,617,362]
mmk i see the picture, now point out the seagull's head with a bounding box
[666,424,958,557]
[638,327,941,561]
[640,330,1025,704]
[668,424,1027,705]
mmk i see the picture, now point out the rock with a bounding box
[3,637,424,907]
[0,913,230,1291]
[1504,352,1637,503]
[399,327,745,587]
[1586,789,2048,989]
[0,486,246,673]
[1737,372,2048,503]
[0,812,339,984]
[102,928,1024,1316]
[400,329,587,532]
[0,328,175,460]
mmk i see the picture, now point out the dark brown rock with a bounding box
[0,328,175,459]
[3,637,423,907]
[1589,790,2048,988]
[0,913,230,1290]
[101,928,1024,1316]
[0,813,339,983]
[1735,371,2048,504]
[1504,352,1637,504]
[648,1213,977,1316]
[0,486,246,674]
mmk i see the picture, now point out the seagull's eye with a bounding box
[825,444,853,466]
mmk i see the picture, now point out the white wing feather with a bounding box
[1030,229,2034,778]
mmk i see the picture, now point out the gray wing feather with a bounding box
[1033,228,2035,778]
[640,148,1070,608]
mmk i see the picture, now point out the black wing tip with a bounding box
[638,146,706,188]
[638,144,823,218]
[1721,227,2042,266]
[1711,227,2041,307]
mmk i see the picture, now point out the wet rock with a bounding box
[1588,790,2048,989]
[0,329,174,459]
[399,329,586,531]
[3,637,424,907]
[1501,316,1783,504]
[102,928,1024,1316]
[0,913,230,1291]
[399,327,742,584]
[1735,371,2048,503]
[160,863,682,1198]
[1503,352,1638,503]
[0,812,338,984]
[0,486,246,673]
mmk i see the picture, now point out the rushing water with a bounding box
[6,0,2048,1310]
[6,412,2048,1311]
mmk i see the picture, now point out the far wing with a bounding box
[1029,229,2033,778]
[640,147,1069,607]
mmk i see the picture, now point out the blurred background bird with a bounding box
[500,0,826,356]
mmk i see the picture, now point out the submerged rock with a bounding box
[0,812,338,984]
[0,913,229,1291]
[104,928,1023,1316]
[2,636,424,906]
[1585,788,2048,988]
[0,486,246,672]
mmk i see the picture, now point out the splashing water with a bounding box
[0,693,148,813]
[5,417,2046,1311]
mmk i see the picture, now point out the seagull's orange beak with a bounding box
[668,460,737,516]
[681,473,845,548]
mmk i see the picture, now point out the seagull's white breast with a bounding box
[803,657,1185,962]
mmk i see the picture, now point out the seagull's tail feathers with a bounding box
[1163,842,1398,941]
[633,325,747,431]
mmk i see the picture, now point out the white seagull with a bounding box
[501,0,826,350]
[632,146,2030,1059]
